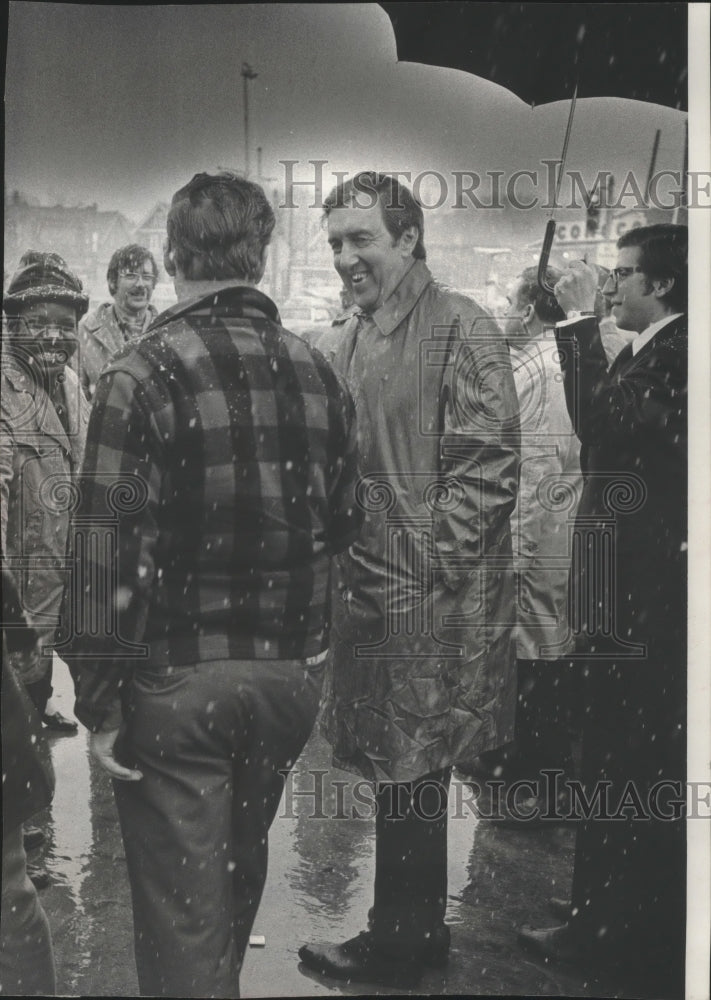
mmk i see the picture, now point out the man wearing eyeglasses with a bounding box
[518,224,687,997]
[77,244,158,398]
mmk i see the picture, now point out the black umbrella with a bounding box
[379,2,687,290]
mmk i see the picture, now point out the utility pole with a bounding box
[241,63,258,177]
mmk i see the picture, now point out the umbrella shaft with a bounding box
[551,85,578,215]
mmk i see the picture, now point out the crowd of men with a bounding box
[1,169,688,999]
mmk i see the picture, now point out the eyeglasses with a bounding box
[608,266,644,284]
[119,271,156,285]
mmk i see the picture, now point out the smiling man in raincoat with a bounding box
[299,171,520,988]
[1,251,90,733]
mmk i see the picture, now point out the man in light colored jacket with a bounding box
[507,267,583,792]
[2,251,90,731]
[76,244,158,398]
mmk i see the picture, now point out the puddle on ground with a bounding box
[41,659,95,990]
[241,734,479,998]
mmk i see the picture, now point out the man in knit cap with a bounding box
[1,250,90,731]
[76,243,158,398]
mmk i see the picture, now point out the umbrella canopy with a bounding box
[379,2,687,291]
[379,2,687,110]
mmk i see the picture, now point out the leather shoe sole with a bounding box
[299,932,423,988]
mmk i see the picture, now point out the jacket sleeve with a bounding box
[434,315,521,589]
[2,566,38,653]
[553,317,686,448]
[69,367,165,733]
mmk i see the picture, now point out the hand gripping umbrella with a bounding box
[379,2,687,292]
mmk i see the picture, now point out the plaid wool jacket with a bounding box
[65,285,362,732]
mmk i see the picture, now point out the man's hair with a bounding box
[515,266,566,325]
[166,172,275,282]
[617,223,688,312]
[322,172,426,260]
[107,245,158,296]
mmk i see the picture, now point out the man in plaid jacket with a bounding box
[63,172,362,998]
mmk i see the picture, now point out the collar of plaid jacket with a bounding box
[147,283,281,332]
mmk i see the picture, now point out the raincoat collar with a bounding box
[359,259,432,337]
[83,302,156,353]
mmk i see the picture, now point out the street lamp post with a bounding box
[241,62,258,177]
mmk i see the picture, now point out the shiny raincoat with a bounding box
[321,261,521,781]
[0,357,89,659]
[509,333,582,660]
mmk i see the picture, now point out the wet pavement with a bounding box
[32,660,627,997]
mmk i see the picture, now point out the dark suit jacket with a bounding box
[554,314,687,651]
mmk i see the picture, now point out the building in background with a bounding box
[4,192,134,300]
[5,185,680,325]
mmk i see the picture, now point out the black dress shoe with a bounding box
[298,931,424,987]
[27,863,51,891]
[366,906,450,967]
[517,923,583,965]
[23,825,46,852]
[42,710,78,733]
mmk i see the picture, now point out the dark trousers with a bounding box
[24,636,54,717]
[0,826,56,995]
[515,658,576,772]
[25,666,53,717]
[372,768,451,957]
[113,658,324,998]
[570,647,686,998]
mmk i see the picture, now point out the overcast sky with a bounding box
[6,3,687,224]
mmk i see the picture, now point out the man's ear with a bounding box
[163,239,177,278]
[652,275,675,300]
[398,225,419,257]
